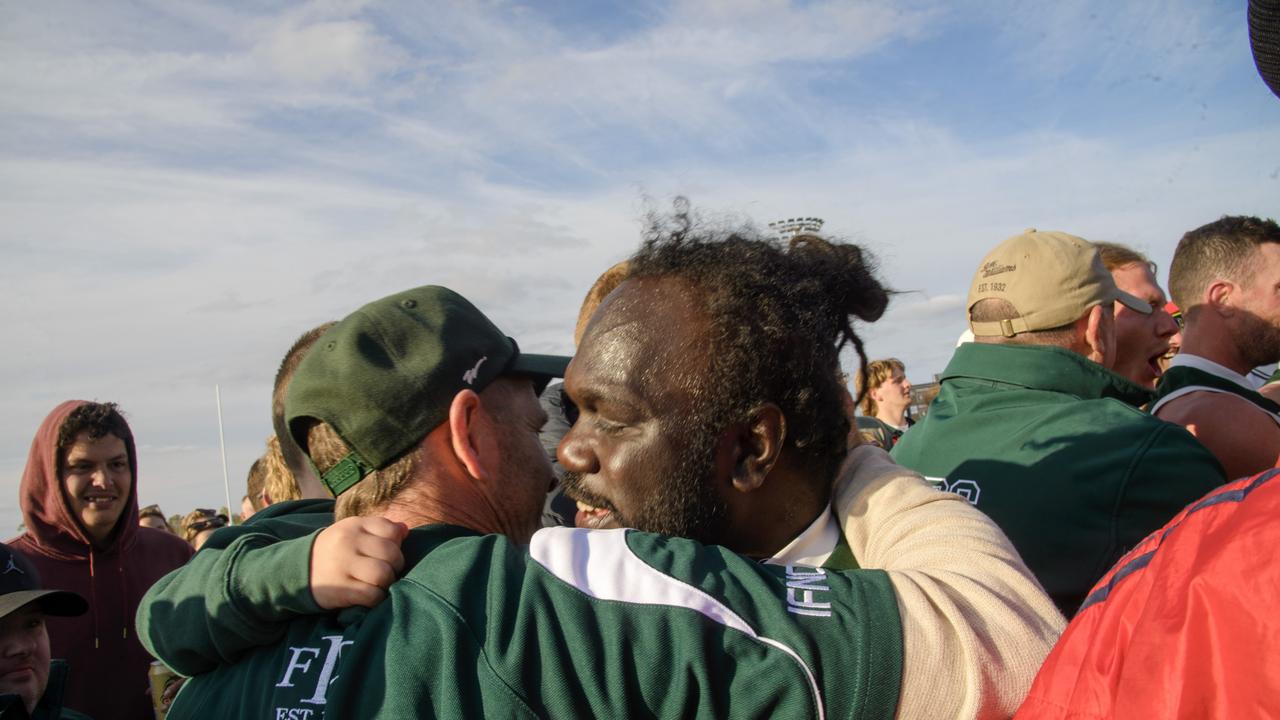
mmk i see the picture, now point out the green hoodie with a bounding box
[139,507,903,719]
[892,342,1225,616]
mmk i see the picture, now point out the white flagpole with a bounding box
[215,385,235,526]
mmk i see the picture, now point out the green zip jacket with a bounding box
[139,506,903,719]
[891,343,1225,616]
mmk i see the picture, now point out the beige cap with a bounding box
[968,229,1151,337]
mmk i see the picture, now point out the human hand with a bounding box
[309,517,409,610]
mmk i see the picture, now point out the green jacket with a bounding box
[0,661,93,720]
[140,507,903,719]
[891,343,1225,616]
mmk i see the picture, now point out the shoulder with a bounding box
[134,527,194,563]
[1156,390,1275,428]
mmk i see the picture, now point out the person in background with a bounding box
[7,401,192,720]
[892,229,1225,617]
[0,543,91,720]
[179,510,228,552]
[1092,242,1180,388]
[1152,215,1280,479]
[1156,301,1184,375]
[241,456,268,522]
[137,505,172,534]
[855,358,914,447]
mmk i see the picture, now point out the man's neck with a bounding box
[1182,324,1252,376]
[875,406,908,428]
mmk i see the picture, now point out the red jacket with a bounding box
[1016,468,1280,719]
[7,401,192,720]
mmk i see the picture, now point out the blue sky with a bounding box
[2,0,1277,530]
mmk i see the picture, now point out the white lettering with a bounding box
[301,635,355,705]
[785,565,832,618]
[274,708,316,720]
[926,477,981,505]
[276,647,321,688]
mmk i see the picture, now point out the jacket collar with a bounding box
[942,343,1153,406]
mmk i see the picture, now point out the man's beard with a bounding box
[562,416,729,545]
[1236,310,1280,368]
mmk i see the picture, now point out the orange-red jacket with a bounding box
[1016,468,1280,719]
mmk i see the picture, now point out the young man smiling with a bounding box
[8,402,192,720]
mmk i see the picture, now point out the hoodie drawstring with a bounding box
[119,560,128,639]
[88,548,101,649]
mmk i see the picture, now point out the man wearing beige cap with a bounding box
[892,229,1226,617]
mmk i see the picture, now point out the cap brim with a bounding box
[1114,289,1153,315]
[507,353,571,395]
[0,589,88,620]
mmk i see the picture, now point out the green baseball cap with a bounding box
[286,285,570,497]
[968,229,1152,337]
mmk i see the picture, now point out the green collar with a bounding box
[942,343,1153,406]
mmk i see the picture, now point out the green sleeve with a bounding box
[136,501,335,676]
[1114,423,1226,554]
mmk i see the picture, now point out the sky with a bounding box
[1,0,1277,533]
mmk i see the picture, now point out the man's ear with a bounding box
[730,403,786,494]
[447,389,486,480]
[1205,279,1235,316]
[1082,304,1114,367]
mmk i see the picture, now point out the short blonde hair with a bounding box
[573,261,630,346]
[303,420,419,520]
[855,358,904,416]
[260,435,302,506]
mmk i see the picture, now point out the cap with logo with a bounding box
[286,285,571,497]
[0,543,88,620]
[968,229,1152,337]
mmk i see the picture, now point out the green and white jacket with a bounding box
[140,509,903,720]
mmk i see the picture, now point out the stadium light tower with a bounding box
[768,216,824,241]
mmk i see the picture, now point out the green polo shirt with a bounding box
[892,342,1225,616]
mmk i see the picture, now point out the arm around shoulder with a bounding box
[136,514,330,676]
[833,445,1065,719]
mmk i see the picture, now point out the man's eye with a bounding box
[111,461,128,470]
[597,419,626,435]
[25,617,43,630]
[560,389,580,426]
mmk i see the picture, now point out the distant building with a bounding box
[908,380,940,420]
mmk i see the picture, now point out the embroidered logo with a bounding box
[462,356,487,385]
[981,260,1017,278]
[2,556,23,575]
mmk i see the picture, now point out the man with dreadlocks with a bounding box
[139,211,1063,719]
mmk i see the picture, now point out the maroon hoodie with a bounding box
[7,400,193,720]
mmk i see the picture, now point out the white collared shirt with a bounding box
[763,507,840,568]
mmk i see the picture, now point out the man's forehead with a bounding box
[572,277,713,392]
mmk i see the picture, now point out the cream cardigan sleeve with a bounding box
[833,445,1065,720]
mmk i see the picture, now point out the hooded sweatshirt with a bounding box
[7,401,192,720]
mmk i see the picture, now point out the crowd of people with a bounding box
[0,208,1276,719]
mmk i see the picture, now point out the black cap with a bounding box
[0,543,88,620]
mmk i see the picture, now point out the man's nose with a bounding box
[557,429,599,475]
[1155,310,1179,338]
[91,466,112,487]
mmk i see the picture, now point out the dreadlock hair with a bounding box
[626,203,890,484]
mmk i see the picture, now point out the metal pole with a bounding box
[215,385,234,525]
